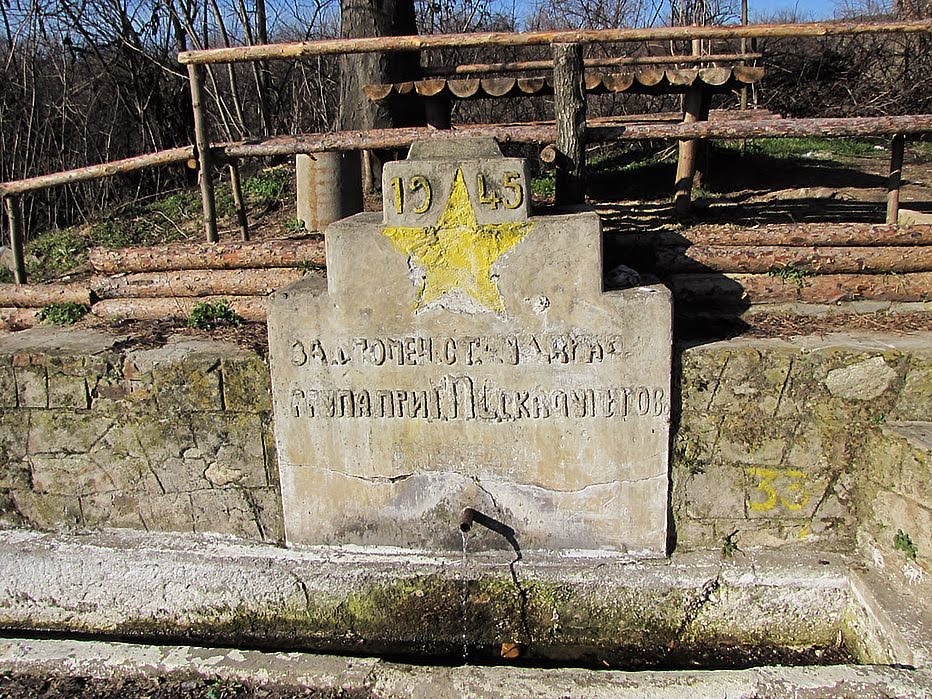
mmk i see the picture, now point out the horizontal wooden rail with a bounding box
[177,20,932,65]
[0,147,194,197]
[1,116,928,195]
[422,53,764,77]
[216,115,932,157]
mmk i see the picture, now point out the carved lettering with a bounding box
[288,334,635,369]
[289,378,667,422]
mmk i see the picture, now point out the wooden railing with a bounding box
[0,20,930,284]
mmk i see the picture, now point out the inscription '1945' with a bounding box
[290,375,666,422]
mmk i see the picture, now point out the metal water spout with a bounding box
[457,507,522,561]
[459,507,477,532]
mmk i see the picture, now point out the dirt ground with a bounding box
[0,672,372,699]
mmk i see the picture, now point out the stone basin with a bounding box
[0,528,929,696]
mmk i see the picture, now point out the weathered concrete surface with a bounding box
[269,208,672,553]
[0,528,860,664]
[673,332,932,553]
[0,329,282,542]
[853,419,932,617]
[2,637,931,699]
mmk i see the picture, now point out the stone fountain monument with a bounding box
[268,138,672,555]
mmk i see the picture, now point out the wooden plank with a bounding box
[228,162,250,241]
[481,77,517,97]
[0,308,39,330]
[657,244,932,274]
[88,237,324,274]
[415,79,447,97]
[448,79,480,98]
[674,84,705,216]
[699,67,732,86]
[178,21,932,65]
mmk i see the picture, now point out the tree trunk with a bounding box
[338,0,421,132]
[338,0,422,188]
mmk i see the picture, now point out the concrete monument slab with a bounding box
[269,139,672,555]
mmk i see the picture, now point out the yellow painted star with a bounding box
[382,168,533,314]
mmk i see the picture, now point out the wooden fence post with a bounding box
[228,162,250,241]
[886,133,905,225]
[553,42,586,206]
[187,63,219,243]
[674,84,706,216]
[3,197,27,284]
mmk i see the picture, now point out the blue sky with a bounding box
[749,0,840,20]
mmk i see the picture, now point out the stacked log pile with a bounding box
[0,237,324,329]
[0,224,930,329]
[632,223,932,307]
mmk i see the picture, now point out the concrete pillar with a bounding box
[296,151,364,232]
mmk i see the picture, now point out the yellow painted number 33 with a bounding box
[745,467,810,512]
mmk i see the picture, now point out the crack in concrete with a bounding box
[132,429,167,495]
[319,466,415,484]
[241,487,268,541]
[676,572,721,637]
[288,570,312,611]
[773,356,795,418]
[472,478,500,511]
[705,353,731,413]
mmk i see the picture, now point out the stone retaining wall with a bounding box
[0,329,282,542]
[0,327,928,557]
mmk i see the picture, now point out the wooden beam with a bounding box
[421,53,764,76]
[3,197,27,284]
[187,63,219,244]
[886,133,905,225]
[553,43,586,206]
[178,21,932,65]
[215,115,932,158]
[0,147,193,197]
